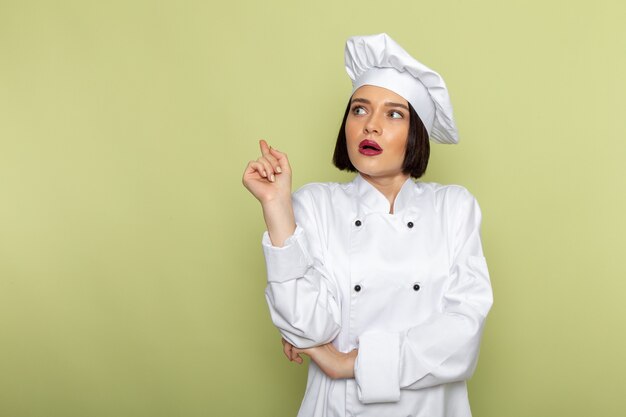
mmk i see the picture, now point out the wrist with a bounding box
[261,195,292,210]
[262,198,296,247]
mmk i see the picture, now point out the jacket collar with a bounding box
[352,173,419,215]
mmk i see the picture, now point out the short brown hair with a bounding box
[332,98,430,179]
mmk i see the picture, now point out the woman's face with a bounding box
[345,85,410,179]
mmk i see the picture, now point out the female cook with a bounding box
[242,33,493,417]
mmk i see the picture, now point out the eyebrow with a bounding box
[351,97,410,112]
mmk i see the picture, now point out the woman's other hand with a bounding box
[243,139,292,205]
[281,337,304,364]
[282,338,358,380]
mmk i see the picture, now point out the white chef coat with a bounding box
[262,173,493,417]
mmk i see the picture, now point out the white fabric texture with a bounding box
[262,173,493,417]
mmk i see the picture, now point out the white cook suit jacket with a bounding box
[262,173,493,417]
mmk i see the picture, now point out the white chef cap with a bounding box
[344,33,459,144]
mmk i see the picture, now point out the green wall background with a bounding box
[1,1,625,416]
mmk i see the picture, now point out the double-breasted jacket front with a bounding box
[262,173,493,417]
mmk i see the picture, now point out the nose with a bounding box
[364,113,382,135]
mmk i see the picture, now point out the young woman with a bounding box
[242,33,493,417]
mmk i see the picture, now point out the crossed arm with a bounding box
[281,337,358,379]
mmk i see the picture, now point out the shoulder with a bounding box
[293,182,333,199]
[292,180,353,204]
[416,182,480,214]
[418,181,476,202]
[290,181,351,229]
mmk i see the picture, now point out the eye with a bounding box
[389,110,404,119]
[351,105,367,115]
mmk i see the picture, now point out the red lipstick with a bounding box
[359,139,383,156]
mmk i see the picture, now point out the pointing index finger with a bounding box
[259,139,271,156]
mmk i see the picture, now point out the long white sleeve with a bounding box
[354,186,493,403]
[262,186,342,349]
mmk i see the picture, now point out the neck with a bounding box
[360,172,410,214]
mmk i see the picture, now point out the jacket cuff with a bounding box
[262,225,313,283]
[354,331,401,404]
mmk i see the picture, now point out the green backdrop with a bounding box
[1,1,625,416]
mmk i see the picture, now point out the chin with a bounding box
[354,167,400,179]
[350,159,394,177]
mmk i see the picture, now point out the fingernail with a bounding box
[262,170,267,177]
[270,174,275,182]
[276,166,282,173]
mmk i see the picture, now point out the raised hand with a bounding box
[242,139,296,247]
[242,139,292,205]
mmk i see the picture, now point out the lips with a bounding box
[359,139,383,156]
